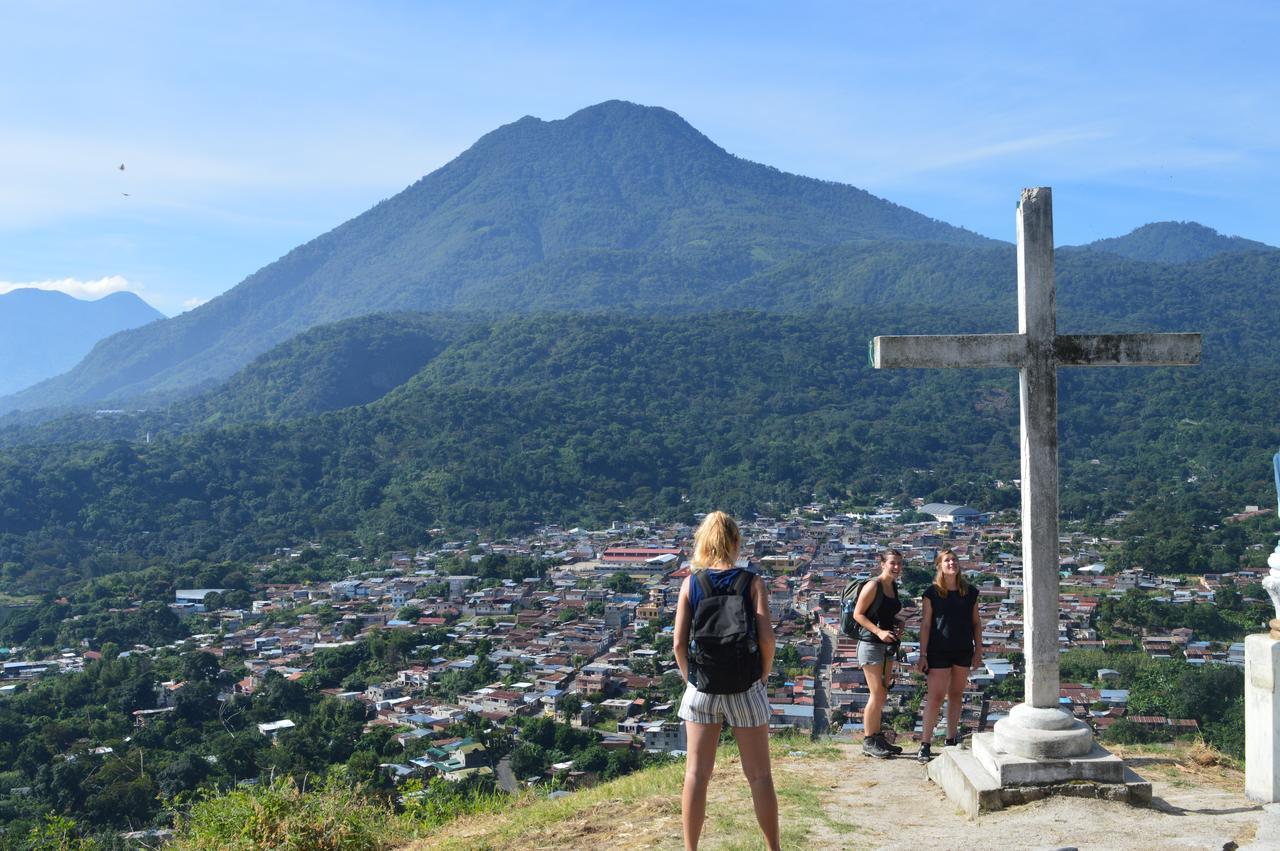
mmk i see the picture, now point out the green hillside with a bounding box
[184,313,474,426]
[0,101,989,415]
[1073,220,1276,264]
[0,314,475,448]
[0,310,1276,593]
[7,232,1280,449]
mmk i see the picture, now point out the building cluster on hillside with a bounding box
[2,499,1265,782]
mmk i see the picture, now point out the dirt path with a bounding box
[805,745,1265,850]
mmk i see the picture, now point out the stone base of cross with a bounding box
[873,188,1200,803]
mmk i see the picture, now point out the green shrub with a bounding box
[170,778,401,851]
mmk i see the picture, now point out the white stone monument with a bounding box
[873,187,1201,813]
[1245,451,1280,802]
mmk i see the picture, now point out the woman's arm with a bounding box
[753,576,775,684]
[971,594,984,669]
[916,595,933,672]
[673,577,692,681]
[852,580,894,643]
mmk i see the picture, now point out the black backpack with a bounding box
[840,577,884,639]
[688,570,762,694]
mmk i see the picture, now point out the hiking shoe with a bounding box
[862,734,893,759]
[880,733,904,754]
[916,742,933,763]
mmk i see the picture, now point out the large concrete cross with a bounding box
[872,187,1201,728]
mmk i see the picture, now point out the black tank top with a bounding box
[857,580,902,644]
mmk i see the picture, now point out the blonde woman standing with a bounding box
[915,548,982,763]
[673,511,779,851]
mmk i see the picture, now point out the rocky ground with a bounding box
[409,738,1276,851]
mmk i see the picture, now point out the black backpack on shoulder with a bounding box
[688,570,762,694]
[840,577,883,639]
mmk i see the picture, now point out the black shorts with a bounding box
[926,648,973,669]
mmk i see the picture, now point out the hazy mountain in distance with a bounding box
[0,289,163,397]
[1071,221,1276,264]
[0,100,991,415]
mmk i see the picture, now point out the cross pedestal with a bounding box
[1246,630,1280,802]
[873,187,1200,812]
[1246,518,1280,803]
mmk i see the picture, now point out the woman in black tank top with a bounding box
[850,549,905,758]
[914,548,983,764]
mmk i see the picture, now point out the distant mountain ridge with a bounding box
[0,100,990,415]
[0,289,163,397]
[1073,221,1276,263]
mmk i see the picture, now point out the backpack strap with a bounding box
[693,570,715,602]
[732,570,757,639]
[862,579,884,625]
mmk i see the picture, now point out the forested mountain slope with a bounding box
[0,310,1275,593]
[1073,221,1276,264]
[0,101,988,415]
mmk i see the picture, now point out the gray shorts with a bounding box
[678,680,771,728]
[857,641,893,666]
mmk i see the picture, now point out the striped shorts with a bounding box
[678,679,770,728]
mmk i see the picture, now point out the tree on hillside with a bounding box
[559,692,583,723]
[605,573,639,594]
[182,650,223,684]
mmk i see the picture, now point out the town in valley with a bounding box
[7,496,1270,807]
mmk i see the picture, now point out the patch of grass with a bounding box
[1110,738,1244,789]
[417,735,846,850]
[171,778,407,851]
[418,760,686,851]
[819,814,866,836]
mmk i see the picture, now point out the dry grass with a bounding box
[1106,738,1242,790]
[410,737,844,851]
[1188,738,1228,767]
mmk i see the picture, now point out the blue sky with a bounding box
[3,1,1278,315]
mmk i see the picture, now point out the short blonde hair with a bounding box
[692,511,740,569]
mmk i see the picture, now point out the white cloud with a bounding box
[907,129,1112,173]
[181,297,207,311]
[0,275,135,299]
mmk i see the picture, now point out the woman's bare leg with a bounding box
[862,662,885,735]
[946,665,969,738]
[681,721,721,851]
[733,723,781,851]
[920,667,951,743]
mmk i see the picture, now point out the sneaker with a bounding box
[944,736,958,747]
[862,734,893,759]
[880,733,904,754]
[916,742,933,763]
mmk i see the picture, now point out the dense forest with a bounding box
[1072,220,1277,264]
[0,309,1276,595]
